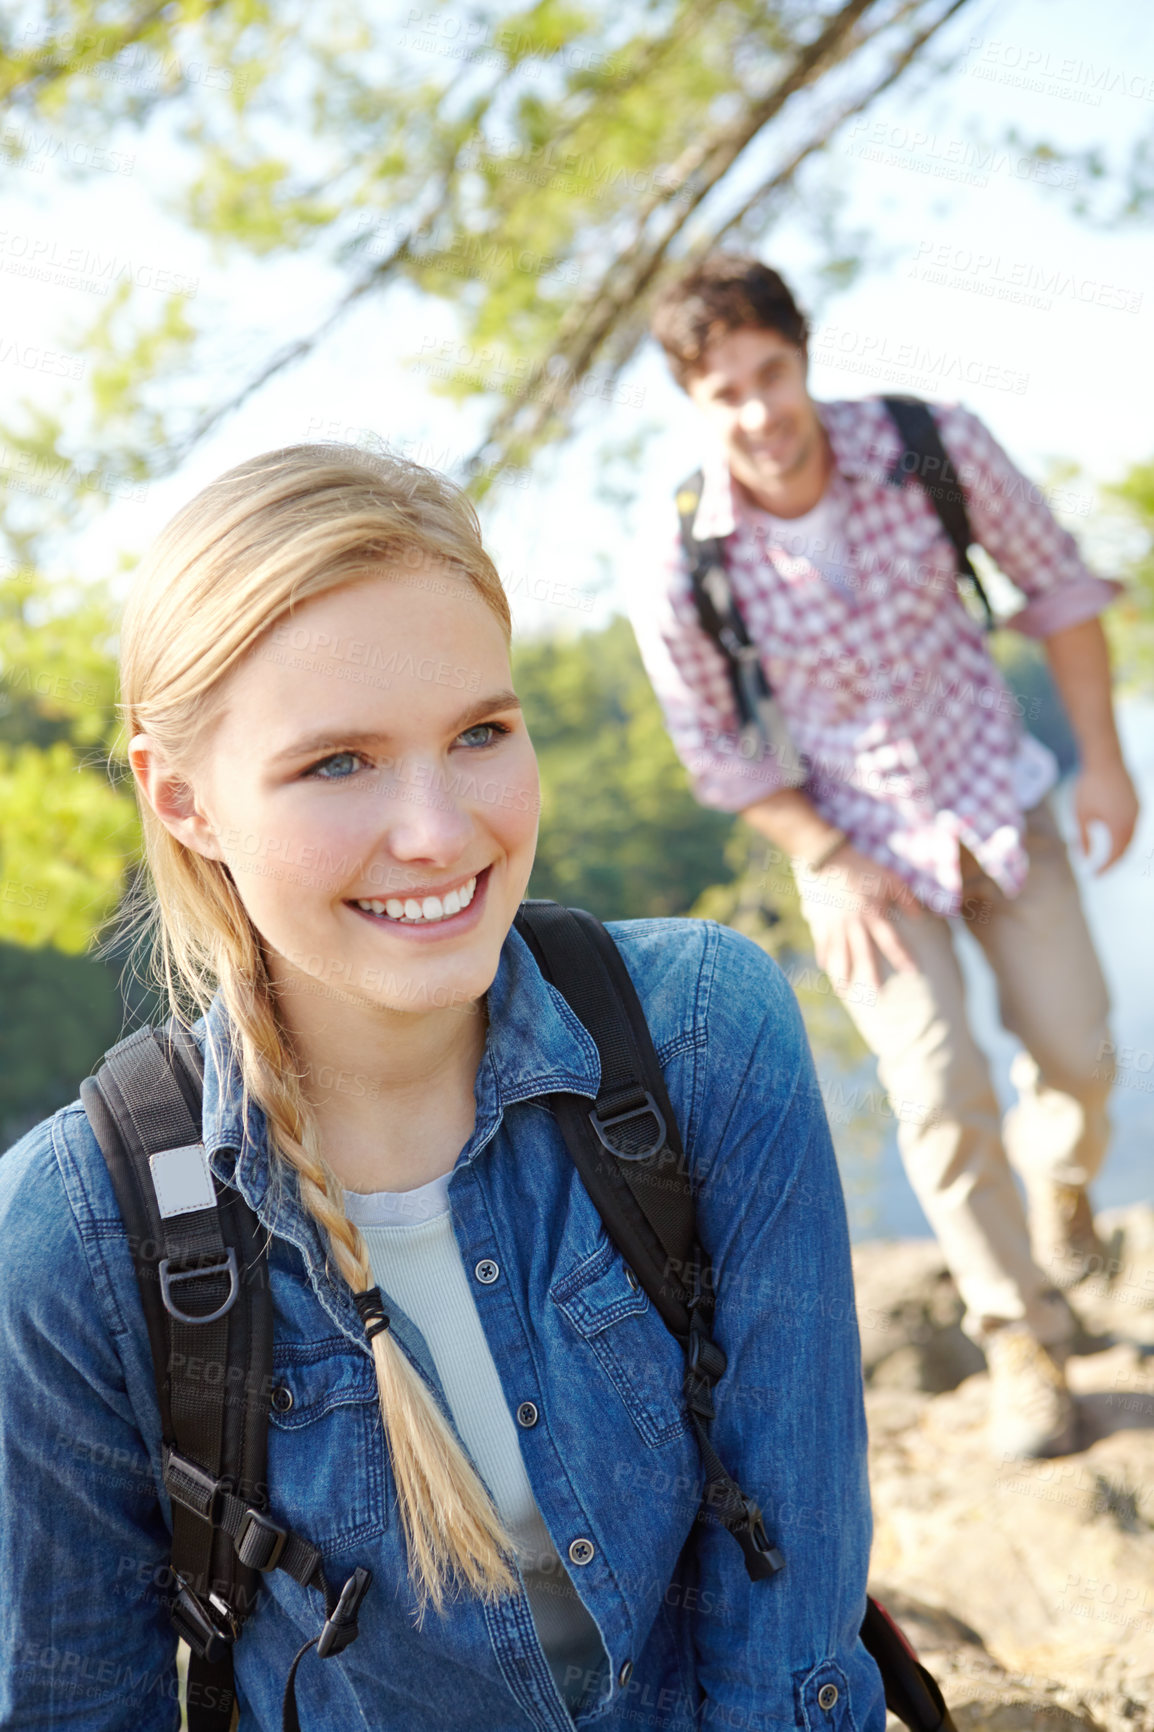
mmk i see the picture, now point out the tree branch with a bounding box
[466,0,975,477]
[169,80,524,460]
[714,0,972,243]
[1,0,228,107]
[166,0,879,471]
[94,0,974,485]
[171,227,417,457]
[467,0,888,468]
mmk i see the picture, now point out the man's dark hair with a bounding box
[651,254,809,387]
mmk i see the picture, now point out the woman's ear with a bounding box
[128,734,224,860]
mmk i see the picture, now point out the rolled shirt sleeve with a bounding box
[628,520,792,812]
[935,403,1124,638]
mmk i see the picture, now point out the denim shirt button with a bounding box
[568,1537,595,1566]
[474,1258,500,1284]
[818,1683,839,1711]
[516,1401,538,1427]
[618,1660,633,1687]
[270,1384,293,1413]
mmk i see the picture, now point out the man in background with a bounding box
[633,253,1139,1459]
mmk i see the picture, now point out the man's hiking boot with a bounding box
[1026,1181,1105,1289]
[986,1323,1078,1460]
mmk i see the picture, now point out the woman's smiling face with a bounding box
[165,566,539,1018]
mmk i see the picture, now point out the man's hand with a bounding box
[1072,757,1139,872]
[740,789,924,992]
[797,844,922,993]
[1043,617,1138,872]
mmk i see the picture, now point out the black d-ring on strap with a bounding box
[159,1247,240,1324]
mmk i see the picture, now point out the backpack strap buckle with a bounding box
[236,1506,288,1572]
[589,1092,666,1162]
[686,1323,727,1382]
[684,1304,728,1422]
[164,1446,226,1524]
[317,1566,373,1659]
[170,1578,236,1665]
[733,1500,786,1580]
[166,1447,297,1576]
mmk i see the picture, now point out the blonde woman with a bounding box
[0,448,882,1731]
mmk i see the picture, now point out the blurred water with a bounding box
[839,697,1154,1242]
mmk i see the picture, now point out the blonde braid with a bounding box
[215,938,518,1614]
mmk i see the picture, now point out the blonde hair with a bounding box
[119,445,517,1611]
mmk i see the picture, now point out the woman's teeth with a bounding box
[354,875,477,924]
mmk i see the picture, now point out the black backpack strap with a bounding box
[80,1022,371,1732]
[515,900,695,1332]
[676,469,776,729]
[81,1025,249,1730]
[860,1598,957,1732]
[880,395,994,630]
[514,900,784,1583]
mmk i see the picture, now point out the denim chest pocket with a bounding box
[265,1340,389,1552]
[551,1237,690,1448]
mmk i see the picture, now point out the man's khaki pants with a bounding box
[808,798,1114,1345]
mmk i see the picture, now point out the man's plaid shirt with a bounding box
[631,396,1121,915]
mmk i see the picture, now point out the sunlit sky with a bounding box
[2,0,1152,635]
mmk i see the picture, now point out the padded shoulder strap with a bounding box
[81,1024,312,1732]
[676,473,743,647]
[880,395,994,629]
[80,1026,196,1442]
[82,1026,246,1730]
[675,470,779,729]
[81,1024,247,1539]
[514,900,784,1582]
[80,1027,379,1732]
[515,900,697,1336]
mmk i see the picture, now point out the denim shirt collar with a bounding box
[195,921,602,1358]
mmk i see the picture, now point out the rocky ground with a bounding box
[854,1204,1154,1732]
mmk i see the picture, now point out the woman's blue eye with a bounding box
[457,722,509,749]
[309,752,362,779]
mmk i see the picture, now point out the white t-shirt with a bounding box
[756,489,857,595]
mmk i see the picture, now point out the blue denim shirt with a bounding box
[0,916,883,1732]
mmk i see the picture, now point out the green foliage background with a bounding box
[516,616,735,918]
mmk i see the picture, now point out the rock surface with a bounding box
[854,1205,1154,1731]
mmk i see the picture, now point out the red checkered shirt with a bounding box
[631,396,1121,914]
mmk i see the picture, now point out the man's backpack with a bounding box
[674,394,998,749]
[80,900,956,1732]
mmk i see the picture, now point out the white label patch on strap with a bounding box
[149,1143,216,1219]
